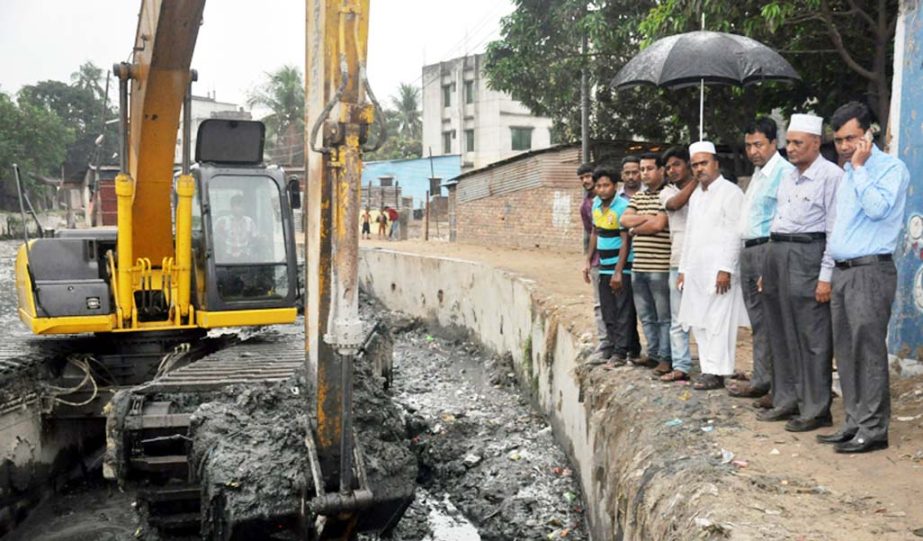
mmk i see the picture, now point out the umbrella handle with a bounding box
[699,78,704,141]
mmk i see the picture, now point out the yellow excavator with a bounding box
[14,1,300,336]
[12,0,406,538]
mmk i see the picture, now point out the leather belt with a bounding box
[834,254,893,269]
[744,237,770,248]
[770,232,826,243]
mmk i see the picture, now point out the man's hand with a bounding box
[716,271,731,295]
[582,263,591,284]
[676,273,684,292]
[815,280,832,303]
[609,273,623,293]
[851,137,873,168]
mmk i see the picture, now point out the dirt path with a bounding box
[362,238,923,540]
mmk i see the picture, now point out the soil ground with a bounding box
[362,238,923,540]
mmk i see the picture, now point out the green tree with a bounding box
[0,91,74,209]
[390,83,422,140]
[365,84,423,162]
[248,65,305,166]
[485,0,700,147]
[70,61,105,100]
[18,77,118,180]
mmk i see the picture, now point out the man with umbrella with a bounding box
[758,114,842,432]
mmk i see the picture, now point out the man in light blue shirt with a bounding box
[818,101,910,454]
[758,113,843,433]
[728,117,794,404]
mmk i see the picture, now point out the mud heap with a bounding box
[187,353,416,537]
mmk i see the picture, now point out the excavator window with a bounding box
[208,175,289,302]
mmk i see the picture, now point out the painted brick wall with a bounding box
[455,186,585,252]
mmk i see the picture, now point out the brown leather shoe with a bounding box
[727,383,768,398]
[752,393,773,409]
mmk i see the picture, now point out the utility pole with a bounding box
[580,32,589,163]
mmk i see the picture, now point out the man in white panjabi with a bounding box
[677,141,749,390]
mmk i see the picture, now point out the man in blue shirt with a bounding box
[818,101,910,453]
[728,117,794,404]
[585,167,635,366]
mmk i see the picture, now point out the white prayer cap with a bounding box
[788,114,823,135]
[689,141,716,156]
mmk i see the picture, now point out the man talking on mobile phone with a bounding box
[818,101,910,454]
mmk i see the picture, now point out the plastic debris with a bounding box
[463,454,482,468]
[769,448,781,455]
[701,425,714,433]
[563,491,576,503]
[731,459,749,469]
[719,449,734,464]
[664,418,684,427]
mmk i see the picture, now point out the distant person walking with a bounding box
[377,207,388,239]
[386,206,400,240]
[362,207,372,240]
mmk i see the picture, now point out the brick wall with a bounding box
[455,185,585,252]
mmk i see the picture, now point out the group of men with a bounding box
[581,101,909,454]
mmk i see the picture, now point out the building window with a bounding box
[465,129,475,152]
[464,80,475,104]
[442,84,452,108]
[443,131,454,154]
[510,127,533,151]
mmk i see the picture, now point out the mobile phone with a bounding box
[864,130,873,143]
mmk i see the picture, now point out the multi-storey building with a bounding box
[422,54,553,172]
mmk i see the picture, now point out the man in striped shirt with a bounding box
[585,168,634,366]
[621,152,673,373]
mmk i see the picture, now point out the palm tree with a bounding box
[390,83,421,140]
[70,61,104,99]
[248,65,305,166]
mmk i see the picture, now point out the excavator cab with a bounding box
[189,119,300,314]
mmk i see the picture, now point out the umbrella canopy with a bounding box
[611,31,800,89]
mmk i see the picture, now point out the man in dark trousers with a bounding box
[728,117,794,406]
[579,163,612,358]
[758,114,842,432]
[818,101,909,453]
[584,168,633,366]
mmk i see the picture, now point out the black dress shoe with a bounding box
[785,416,833,432]
[834,437,888,454]
[816,430,856,444]
[756,407,797,422]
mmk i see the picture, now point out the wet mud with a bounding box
[383,313,587,541]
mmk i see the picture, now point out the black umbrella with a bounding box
[611,31,800,140]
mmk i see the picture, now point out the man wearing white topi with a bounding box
[678,141,749,390]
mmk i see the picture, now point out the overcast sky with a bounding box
[0,0,514,115]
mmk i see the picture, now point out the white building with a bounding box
[175,93,251,162]
[422,54,554,172]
